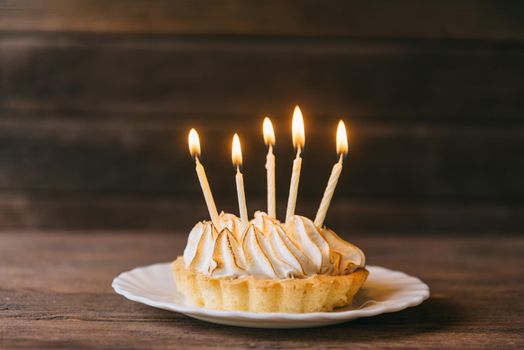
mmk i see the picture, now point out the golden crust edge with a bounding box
[171,256,368,313]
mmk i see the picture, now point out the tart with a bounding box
[172,212,368,313]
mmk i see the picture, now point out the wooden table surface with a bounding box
[1,232,523,349]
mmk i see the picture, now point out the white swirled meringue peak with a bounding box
[182,211,365,280]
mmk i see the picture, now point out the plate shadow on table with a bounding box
[169,296,465,342]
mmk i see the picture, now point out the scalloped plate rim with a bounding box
[112,262,430,327]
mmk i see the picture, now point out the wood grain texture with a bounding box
[0,194,522,233]
[0,1,523,233]
[0,113,522,199]
[0,112,522,233]
[0,0,523,41]
[1,232,523,349]
[1,34,523,119]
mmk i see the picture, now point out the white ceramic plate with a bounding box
[112,263,429,328]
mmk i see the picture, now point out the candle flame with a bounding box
[232,133,243,167]
[263,117,275,146]
[336,120,348,156]
[188,128,201,158]
[292,105,305,149]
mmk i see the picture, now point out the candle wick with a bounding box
[338,154,343,164]
[296,147,302,158]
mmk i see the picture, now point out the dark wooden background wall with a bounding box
[0,0,523,233]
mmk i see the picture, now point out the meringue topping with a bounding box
[182,211,365,279]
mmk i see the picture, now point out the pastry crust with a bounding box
[172,256,368,313]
